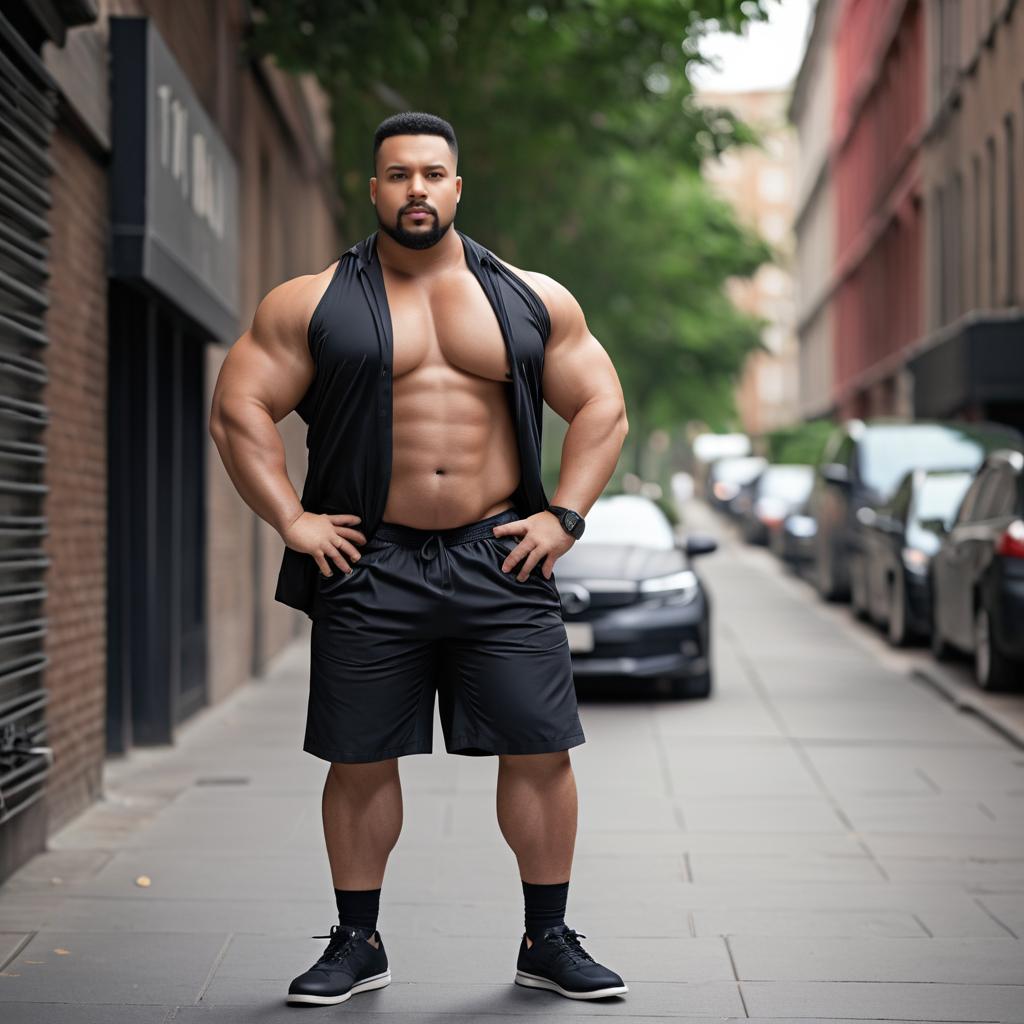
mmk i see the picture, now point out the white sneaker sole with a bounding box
[286,968,391,1005]
[515,968,628,999]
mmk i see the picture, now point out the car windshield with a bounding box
[912,472,973,527]
[758,465,813,501]
[859,425,1020,498]
[577,495,676,549]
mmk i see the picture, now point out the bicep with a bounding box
[212,284,314,425]
[536,278,625,424]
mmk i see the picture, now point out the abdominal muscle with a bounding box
[381,360,521,530]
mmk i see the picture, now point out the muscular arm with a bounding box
[210,268,368,576]
[208,276,316,536]
[525,270,629,519]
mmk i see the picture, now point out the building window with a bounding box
[937,0,961,100]
[952,170,963,318]
[972,153,981,309]
[935,184,947,325]
[987,135,997,308]
[1006,114,1016,306]
[758,167,789,202]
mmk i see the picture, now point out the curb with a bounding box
[909,663,1024,751]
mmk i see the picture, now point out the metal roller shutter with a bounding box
[0,9,56,829]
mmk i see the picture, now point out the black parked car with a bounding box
[810,418,1023,606]
[859,467,974,646]
[929,449,1024,690]
[553,493,717,698]
[738,463,815,546]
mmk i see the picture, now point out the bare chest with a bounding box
[382,267,512,383]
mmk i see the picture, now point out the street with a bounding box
[1,497,1022,1022]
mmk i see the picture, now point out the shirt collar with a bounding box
[350,229,493,273]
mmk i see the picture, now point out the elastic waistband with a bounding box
[374,506,521,548]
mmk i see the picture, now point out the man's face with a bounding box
[370,134,461,250]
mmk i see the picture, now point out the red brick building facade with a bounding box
[792,0,1024,431]
[832,0,925,420]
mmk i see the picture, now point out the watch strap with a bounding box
[547,504,585,538]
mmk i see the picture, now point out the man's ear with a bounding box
[369,176,377,203]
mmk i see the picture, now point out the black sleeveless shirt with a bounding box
[274,228,553,616]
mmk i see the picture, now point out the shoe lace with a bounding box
[311,923,362,965]
[545,928,595,967]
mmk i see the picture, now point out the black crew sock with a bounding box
[334,887,381,932]
[522,879,569,942]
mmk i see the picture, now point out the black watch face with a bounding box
[565,511,579,532]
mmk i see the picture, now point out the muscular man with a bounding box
[209,111,629,1006]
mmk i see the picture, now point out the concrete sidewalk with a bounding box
[1,498,1022,1022]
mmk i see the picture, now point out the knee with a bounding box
[498,750,572,774]
[328,757,399,789]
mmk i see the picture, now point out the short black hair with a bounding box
[373,112,458,172]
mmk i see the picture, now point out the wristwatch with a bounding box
[547,504,585,539]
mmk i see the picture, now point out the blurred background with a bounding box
[1,0,1022,892]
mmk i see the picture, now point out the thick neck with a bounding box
[373,225,465,279]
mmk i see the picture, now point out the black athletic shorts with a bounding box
[304,506,586,763]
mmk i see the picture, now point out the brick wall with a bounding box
[40,125,109,833]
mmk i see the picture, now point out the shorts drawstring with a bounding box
[417,532,452,588]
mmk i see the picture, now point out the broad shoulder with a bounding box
[488,255,584,337]
[251,261,339,349]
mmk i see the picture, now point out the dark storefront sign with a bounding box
[110,16,239,342]
[107,18,214,751]
[908,315,1024,430]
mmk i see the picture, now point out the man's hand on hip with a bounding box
[492,511,574,581]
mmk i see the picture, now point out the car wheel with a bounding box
[973,603,1021,691]
[670,672,712,699]
[887,573,908,647]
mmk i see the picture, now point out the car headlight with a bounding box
[639,569,700,606]
[901,547,929,575]
[786,514,817,538]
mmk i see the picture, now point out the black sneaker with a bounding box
[514,923,628,1000]
[286,922,391,1006]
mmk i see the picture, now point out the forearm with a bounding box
[550,396,629,518]
[210,397,305,537]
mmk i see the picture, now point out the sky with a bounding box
[690,0,815,94]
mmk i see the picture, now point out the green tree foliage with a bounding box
[246,0,775,462]
[764,418,834,465]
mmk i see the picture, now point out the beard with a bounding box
[377,203,453,250]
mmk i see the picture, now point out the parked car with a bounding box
[705,455,767,517]
[773,494,817,568]
[809,419,1023,605]
[553,493,717,698]
[929,449,1024,690]
[859,467,974,646]
[738,463,815,546]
